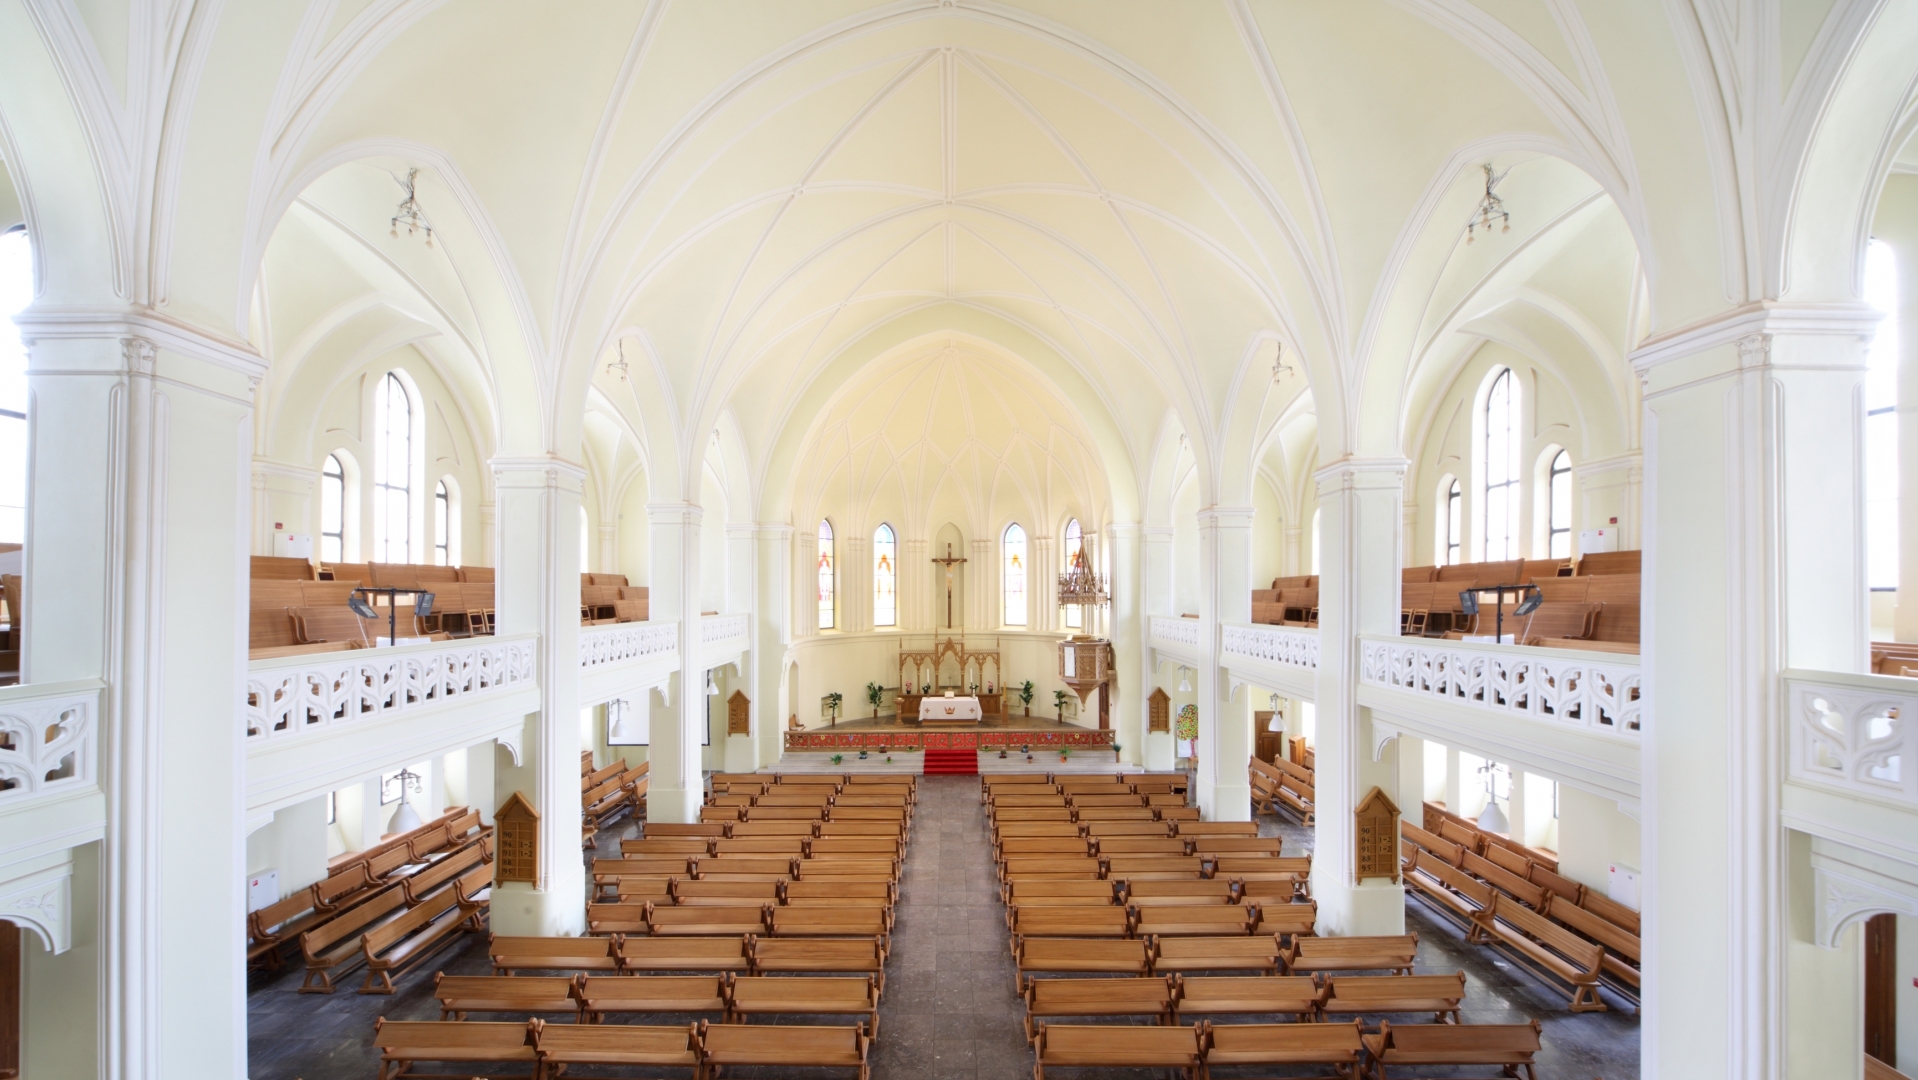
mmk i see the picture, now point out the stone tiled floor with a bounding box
[247,774,1639,1078]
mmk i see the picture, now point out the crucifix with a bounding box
[931,542,968,630]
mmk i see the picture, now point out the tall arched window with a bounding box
[816,520,836,630]
[1482,367,1520,561]
[1866,238,1900,592]
[0,227,30,545]
[321,454,347,564]
[1546,451,1573,559]
[872,524,897,627]
[1444,479,1462,566]
[1062,519,1084,629]
[434,480,451,566]
[1003,524,1028,626]
[374,371,414,563]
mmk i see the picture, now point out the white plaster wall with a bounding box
[1172,478,1201,616]
[1556,784,1641,897]
[246,795,330,901]
[22,842,99,1079]
[787,631,1084,730]
[1899,913,1917,1076]
[1251,474,1285,588]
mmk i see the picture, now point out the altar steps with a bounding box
[922,748,978,776]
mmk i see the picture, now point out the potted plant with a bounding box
[1060,746,1071,763]
[1053,689,1070,722]
[858,748,868,760]
[1018,680,1035,717]
[998,749,1008,759]
[831,753,844,765]
[1022,743,1032,763]
[865,681,885,718]
[826,691,843,726]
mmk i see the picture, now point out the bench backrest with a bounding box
[1489,894,1603,974]
[1543,893,1640,961]
[302,885,404,957]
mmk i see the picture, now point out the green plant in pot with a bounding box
[831,753,843,765]
[826,691,843,725]
[865,681,885,718]
[1053,689,1070,721]
[1060,745,1071,763]
[1018,680,1035,717]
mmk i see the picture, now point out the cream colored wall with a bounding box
[787,631,1083,731]
[246,796,330,902]
[1251,475,1285,588]
[1898,913,1918,1076]
[1556,784,1641,898]
[22,843,99,1080]
[1172,476,1201,615]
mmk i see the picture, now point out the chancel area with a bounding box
[3,3,1918,1078]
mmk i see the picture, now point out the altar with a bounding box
[917,695,983,723]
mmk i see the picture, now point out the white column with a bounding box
[598,521,619,575]
[647,503,705,822]
[1141,526,1176,771]
[488,457,586,936]
[1311,459,1408,936]
[844,534,870,633]
[1109,523,1143,765]
[753,525,792,766]
[1633,309,1876,1080]
[17,318,259,1080]
[1196,507,1254,820]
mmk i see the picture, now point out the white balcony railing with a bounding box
[1785,669,1917,807]
[700,613,751,655]
[1151,616,1201,653]
[1359,636,1642,738]
[1222,623,1320,671]
[581,621,678,669]
[245,635,537,742]
[0,680,100,806]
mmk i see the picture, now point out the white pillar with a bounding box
[794,527,818,639]
[647,503,706,822]
[1109,523,1143,765]
[1141,526,1176,771]
[1196,507,1254,820]
[753,525,792,766]
[598,521,619,575]
[1031,534,1056,633]
[1634,309,1876,1080]
[17,319,258,1080]
[844,534,869,633]
[488,458,586,936]
[1311,459,1407,936]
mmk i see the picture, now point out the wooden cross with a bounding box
[931,542,968,630]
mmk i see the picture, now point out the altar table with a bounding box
[919,696,983,723]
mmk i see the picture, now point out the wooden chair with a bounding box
[1473,893,1607,1011]
[1014,936,1153,991]
[620,935,751,973]
[1152,935,1283,975]
[747,934,888,991]
[1362,1020,1543,1080]
[1030,1022,1204,1080]
[1321,972,1467,1024]
[1281,934,1419,976]
[643,902,770,937]
[1170,974,1321,1020]
[1021,976,1177,1041]
[1135,904,1259,937]
[527,1020,702,1080]
[489,935,623,976]
[574,975,725,1022]
[1198,1020,1366,1078]
[699,1020,872,1080]
[359,887,482,993]
[370,1018,535,1080]
[725,974,880,1035]
[433,974,580,1021]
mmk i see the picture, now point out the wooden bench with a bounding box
[1255,902,1317,943]
[795,857,899,882]
[1030,1022,1204,1080]
[1120,879,1237,906]
[398,840,489,906]
[1134,904,1258,937]
[1086,821,1172,838]
[299,885,408,992]
[1544,892,1640,988]
[490,935,623,975]
[621,838,711,857]
[1191,836,1284,858]
[699,1020,872,1079]
[1156,807,1202,822]
[1001,856,1102,882]
[1105,856,1208,880]
[1405,848,1494,931]
[808,837,904,858]
[621,935,751,973]
[643,902,770,936]
[748,934,888,991]
[574,975,725,1021]
[998,837,1096,861]
[1014,936,1153,991]
[527,1020,702,1079]
[643,822,728,839]
[1174,821,1260,838]
[1003,880,1118,907]
[1281,934,1419,976]
[360,886,481,993]
[371,1018,535,1080]
[1077,807,1158,822]
[1009,905,1134,940]
[770,904,893,940]
[1400,820,1464,865]
[1170,974,1321,1020]
[433,974,579,1021]
[584,903,648,935]
[1021,976,1177,1041]
[1362,1019,1543,1080]
[1199,1020,1367,1076]
[1151,934,1283,975]
[782,879,898,909]
[691,856,798,882]
[1321,972,1467,1023]
[668,879,780,906]
[728,820,814,838]
[1474,893,1607,1011]
[613,878,671,903]
[1096,837,1190,857]
[725,974,880,1034]
[1463,849,1547,909]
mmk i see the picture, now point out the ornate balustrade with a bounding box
[1358,635,1642,739]
[244,635,538,742]
[581,621,678,669]
[1222,623,1319,671]
[1785,669,1917,807]
[701,613,751,655]
[0,680,100,806]
[1150,616,1201,657]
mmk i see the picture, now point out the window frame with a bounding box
[1003,523,1028,627]
[433,480,450,566]
[373,371,415,563]
[1481,367,1520,561]
[1444,478,1462,566]
[817,519,836,630]
[1546,450,1573,559]
[872,523,897,628]
[321,453,347,565]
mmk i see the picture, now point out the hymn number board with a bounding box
[727,690,751,736]
[1147,687,1171,734]
[496,792,540,884]
[1353,786,1401,883]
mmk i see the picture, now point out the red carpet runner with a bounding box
[921,748,978,776]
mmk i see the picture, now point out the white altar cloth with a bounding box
[919,696,983,722]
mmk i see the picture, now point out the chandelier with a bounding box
[1056,547,1109,611]
[390,168,434,246]
[607,339,630,380]
[1465,163,1509,244]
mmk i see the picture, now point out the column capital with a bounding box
[1313,457,1408,489]
[1143,525,1176,541]
[15,304,266,380]
[1628,299,1880,372]
[490,455,587,484]
[647,501,704,526]
[1107,522,1143,539]
[1196,506,1256,529]
[251,456,318,486]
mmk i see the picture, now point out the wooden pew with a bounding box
[620,936,751,974]
[489,935,623,976]
[768,904,893,941]
[1255,902,1318,944]
[1462,850,1547,909]
[613,879,671,904]
[1001,856,1102,882]
[642,822,729,840]
[1085,821,1172,838]
[1170,975,1321,1021]
[370,1018,535,1080]
[1133,904,1259,937]
[1199,1020,1367,1075]
[1105,855,1208,880]
[1405,848,1495,933]
[1151,935,1283,975]
[433,974,579,1021]
[782,879,898,909]
[1030,1023,1203,1080]
[1119,879,1237,907]
[747,935,888,991]
[1008,905,1134,940]
[359,886,482,993]
[643,902,770,937]
[1280,934,1419,976]
[1321,972,1467,1024]
[1191,836,1283,858]
[1362,1020,1543,1080]
[398,841,490,906]
[1474,892,1608,1010]
[698,1020,872,1080]
[793,857,899,883]
[669,879,779,907]
[1095,837,1189,857]
[1003,880,1118,908]
[574,975,725,1022]
[728,820,814,838]
[1014,936,1153,991]
[299,886,408,992]
[584,903,648,935]
[1020,976,1177,1042]
[808,837,904,859]
[1174,821,1260,838]
[621,838,711,857]
[527,1020,702,1079]
[725,974,880,1034]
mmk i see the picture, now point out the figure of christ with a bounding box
[931,543,967,630]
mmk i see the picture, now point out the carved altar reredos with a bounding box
[898,636,1001,693]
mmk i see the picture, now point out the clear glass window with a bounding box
[1866,238,1900,591]
[873,524,896,627]
[321,453,346,564]
[0,228,31,545]
[1548,450,1573,559]
[373,372,412,563]
[433,480,450,566]
[1483,368,1520,560]
[817,520,835,630]
[1445,479,1462,566]
[1003,523,1028,626]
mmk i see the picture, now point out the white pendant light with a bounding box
[609,699,636,742]
[385,766,425,834]
[1267,694,1283,731]
[1476,798,1509,835]
[1177,666,1192,693]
